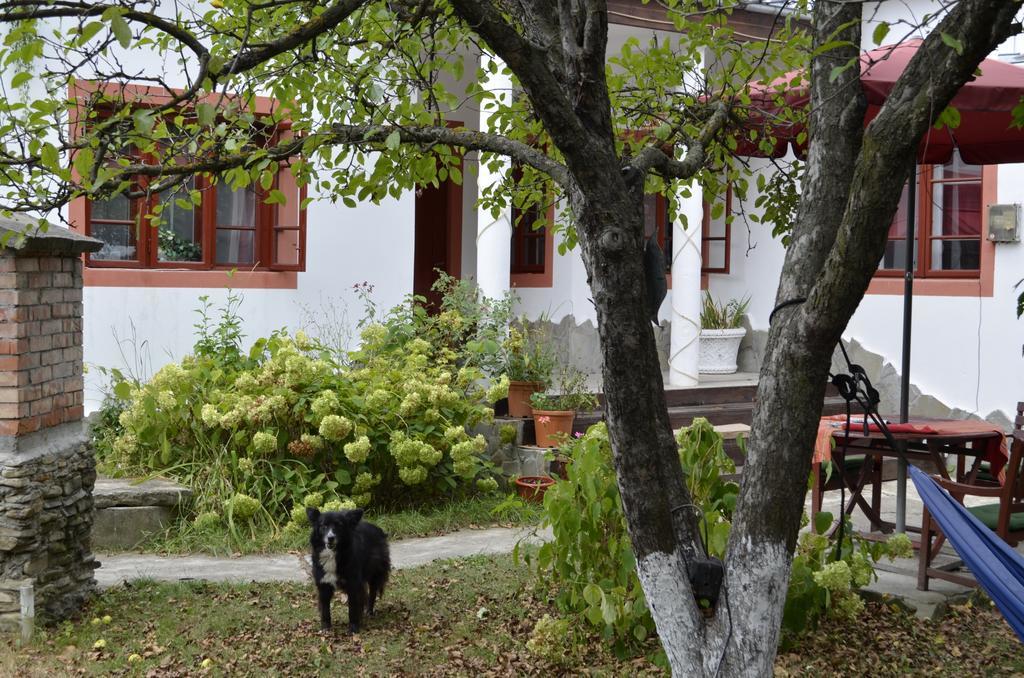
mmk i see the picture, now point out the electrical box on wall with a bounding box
[988,204,1021,243]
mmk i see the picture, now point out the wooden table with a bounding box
[810,417,1006,534]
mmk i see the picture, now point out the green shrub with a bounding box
[95,287,507,536]
[523,422,655,655]
[530,418,910,653]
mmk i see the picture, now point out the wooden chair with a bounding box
[811,446,902,533]
[918,427,1024,590]
[955,401,1024,485]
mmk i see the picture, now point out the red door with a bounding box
[413,173,462,311]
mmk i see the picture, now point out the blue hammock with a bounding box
[909,465,1024,641]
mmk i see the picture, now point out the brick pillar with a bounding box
[0,218,101,630]
[0,254,86,434]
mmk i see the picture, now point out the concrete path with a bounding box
[94,526,549,589]
[93,486,996,622]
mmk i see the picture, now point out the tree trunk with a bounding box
[571,171,712,672]
[453,1,1024,676]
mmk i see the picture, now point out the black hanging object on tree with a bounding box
[687,555,725,617]
[643,238,668,325]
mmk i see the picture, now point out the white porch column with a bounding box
[475,53,513,300]
[669,187,704,386]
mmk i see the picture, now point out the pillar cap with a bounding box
[0,216,102,256]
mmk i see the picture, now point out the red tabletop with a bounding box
[814,414,1009,480]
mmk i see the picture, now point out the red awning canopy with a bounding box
[736,39,1024,164]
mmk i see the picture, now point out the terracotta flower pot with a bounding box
[507,380,544,418]
[532,409,575,448]
[514,475,556,502]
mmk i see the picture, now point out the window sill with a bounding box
[510,271,552,288]
[83,267,298,289]
[865,276,991,298]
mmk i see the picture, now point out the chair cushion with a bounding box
[965,503,1024,532]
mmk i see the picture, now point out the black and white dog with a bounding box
[306,507,391,634]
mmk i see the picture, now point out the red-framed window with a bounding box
[643,193,672,274]
[87,168,305,271]
[879,151,983,278]
[510,164,549,275]
[702,185,732,274]
[80,116,304,272]
[642,186,731,275]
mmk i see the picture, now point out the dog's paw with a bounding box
[317,625,333,636]
[347,623,360,635]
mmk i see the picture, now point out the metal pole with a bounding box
[896,167,917,533]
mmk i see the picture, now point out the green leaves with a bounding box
[934,105,962,130]
[108,14,132,49]
[941,31,964,56]
[829,57,858,83]
[10,71,31,89]
[196,102,217,127]
[113,381,133,401]
[872,22,891,46]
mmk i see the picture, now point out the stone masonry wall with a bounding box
[0,437,96,629]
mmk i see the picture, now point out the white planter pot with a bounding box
[698,328,747,375]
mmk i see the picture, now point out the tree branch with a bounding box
[225,0,369,75]
[105,122,569,188]
[448,0,592,161]
[627,100,730,179]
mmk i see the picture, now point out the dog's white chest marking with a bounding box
[318,548,337,587]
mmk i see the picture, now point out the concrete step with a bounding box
[93,477,192,509]
[92,477,192,550]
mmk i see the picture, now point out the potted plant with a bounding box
[501,321,555,418]
[698,293,750,375]
[529,365,598,448]
[513,475,556,502]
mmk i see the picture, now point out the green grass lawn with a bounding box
[4,553,655,676]
[4,553,1022,676]
[125,494,542,557]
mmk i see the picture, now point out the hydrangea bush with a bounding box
[95,286,508,532]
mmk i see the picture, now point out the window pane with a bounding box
[91,194,130,221]
[91,223,137,261]
[216,229,255,265]
[880,238,914,270]
[643,194,659,240]
[707,217,727,239]
[880,182,912,270]
[934,151,981,181]
[930,239,980,271]
[706,240,727,271]
[156,180,202,263]
[888,183,909,239]
[932,182,981,237]
[216,184,256,228]
[273,229,300,267]
[527,231,545,267]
